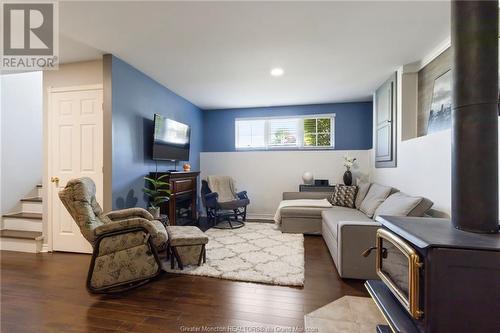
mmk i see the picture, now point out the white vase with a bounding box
[302,171,314,185]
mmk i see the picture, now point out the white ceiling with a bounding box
[59,1,450,110]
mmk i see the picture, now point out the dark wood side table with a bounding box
[148,171,200,226]
[299,184,336,192]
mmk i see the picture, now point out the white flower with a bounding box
[343,154,357,170]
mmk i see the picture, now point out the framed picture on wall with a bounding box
[427,69,452,134]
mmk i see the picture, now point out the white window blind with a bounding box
[235,114,335,150]
[268,118,299,147]
[235,119,266,149]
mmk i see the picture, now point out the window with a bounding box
[304,117,332,147]
[268,118,299,147]
[235,114,335,150]
[235,119,266,149]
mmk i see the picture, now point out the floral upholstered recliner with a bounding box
[58,177,168,293]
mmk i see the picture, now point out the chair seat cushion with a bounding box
[218,198,250,210]
[322,207,373,240]
[167,226,209,246]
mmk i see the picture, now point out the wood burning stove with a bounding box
[366,217,500,333]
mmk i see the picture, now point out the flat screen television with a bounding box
[152,114,190,161]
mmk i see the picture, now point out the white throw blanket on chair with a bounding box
[207,175,237,203]
[274,199,332,225]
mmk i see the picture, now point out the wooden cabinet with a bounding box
[375,72,397,168]
[299,185,336,192]
[148,171,199,226]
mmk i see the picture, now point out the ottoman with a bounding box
[166,226,209,270]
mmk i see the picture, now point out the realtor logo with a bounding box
[1,1,58,70]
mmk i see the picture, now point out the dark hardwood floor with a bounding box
[1,236,367,332]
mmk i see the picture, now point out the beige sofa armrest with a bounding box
[337,220,381,280]
[282,191,333,200]
[339,221,381,228]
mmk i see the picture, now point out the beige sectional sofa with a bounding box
[280,183,433,280]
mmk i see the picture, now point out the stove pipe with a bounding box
[451,0,499,233]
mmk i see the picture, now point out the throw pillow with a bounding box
[331,185,358,208]
[359,183,393,218]
[408,197,434,217]
[355,179,371,209]
[374,192,424,219]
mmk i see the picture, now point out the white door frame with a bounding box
[46,84,103,252]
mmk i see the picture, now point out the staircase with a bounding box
[1,185,44,253]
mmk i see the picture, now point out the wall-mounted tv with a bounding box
[152,114,191,161]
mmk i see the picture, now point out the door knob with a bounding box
[51,176,60,183]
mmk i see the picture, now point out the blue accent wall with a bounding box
[202,102,373,152]
[111,56,203,209]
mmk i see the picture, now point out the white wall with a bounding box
[371,130,452,215]
[1,72,43,214]
[201,150,371,219]
[0,76,2,221]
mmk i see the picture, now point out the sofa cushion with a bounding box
[322,207,373,240]
[280,206,326,218]
[355,179,371,209]
[359,183,393,218]
[374,192,422,218]
[374,192,434,218]
[408,197,434,217]
[331,185,358,208]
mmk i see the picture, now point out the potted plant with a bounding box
[343,154,357,186]
[143,174,171,219]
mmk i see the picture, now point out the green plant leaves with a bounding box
[143,175,171,208]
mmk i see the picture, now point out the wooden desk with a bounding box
[149,171,199,226]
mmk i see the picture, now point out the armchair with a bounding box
[58,177,168,293]
[201,176,250,229]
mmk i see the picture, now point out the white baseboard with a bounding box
[41,243,49,253]
[247,213,274,221]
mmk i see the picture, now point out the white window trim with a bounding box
[235,114,336,150]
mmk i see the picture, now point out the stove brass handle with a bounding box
[362,246,387,258]
[362,247,377,257]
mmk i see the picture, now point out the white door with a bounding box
[49,86,103,253]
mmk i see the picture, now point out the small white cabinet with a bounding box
[375,73,397,168]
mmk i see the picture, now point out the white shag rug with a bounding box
[165,222,304,286]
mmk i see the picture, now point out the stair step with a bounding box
[21,196,42,203]
[2,214,42,232]
[0,229,43,240]
[0,230,43,253]
[2,212,42,220]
